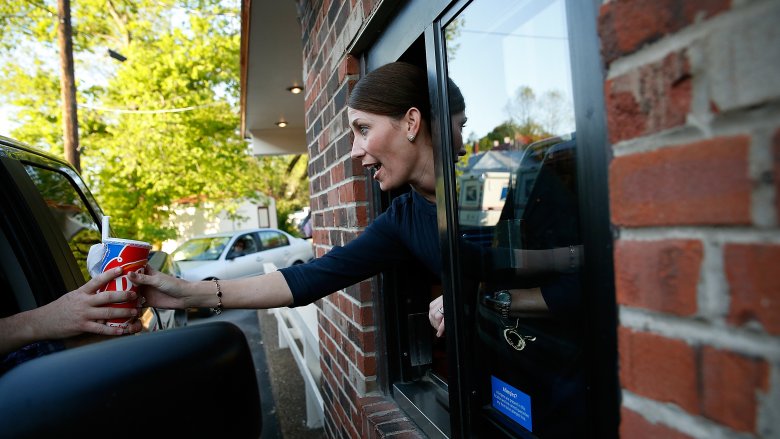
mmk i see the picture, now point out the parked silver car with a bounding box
[172,228,314,281]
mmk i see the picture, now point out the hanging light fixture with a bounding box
[276,120,288,128]
[286,85,304,94]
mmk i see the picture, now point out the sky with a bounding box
[446,0,575,139]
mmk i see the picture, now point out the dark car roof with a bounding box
[0,135,75,170]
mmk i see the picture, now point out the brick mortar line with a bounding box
[622,390,755,439]
[697,240,729,320]
[327,3,367,75]
[322,295,378,334]
[610,102,780,157]
[750,124,779,227]
[619,307,780,361]
[311,208,371,218]
[319,324,378,402]
[304,60,351,141]
[326,287,375,310]
[605,0,776,79]
[309,176,369,196]
[309,202,371,215]
[758,363,780,437]
[306,106,349,154]
[317,323,371,414]
[309,132,361,180]
[618,228,780,243]
[320,300,379,357]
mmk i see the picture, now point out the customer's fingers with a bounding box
[82,267,124,293]
[89,290,136,306]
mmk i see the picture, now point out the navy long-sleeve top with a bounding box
[279,187,577,316]
[280,190,440,306]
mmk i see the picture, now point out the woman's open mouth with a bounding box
[367,162,382,177]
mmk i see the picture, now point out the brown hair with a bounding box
[348,62,430,121]
[348,61,465,121]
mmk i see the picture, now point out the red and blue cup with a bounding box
[96,238,152,327]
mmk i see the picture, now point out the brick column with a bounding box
[297,0,426,437]
[600,0,780,437]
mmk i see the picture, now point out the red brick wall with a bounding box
[296,0,424,438]
[601,0,780,437]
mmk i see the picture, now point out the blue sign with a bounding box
[491,376,532,432]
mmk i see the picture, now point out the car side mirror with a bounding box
[148,250,167,271]
[0,322,261,437]
[148,250,181,277]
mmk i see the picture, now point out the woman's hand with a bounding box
[428,295,445,338]
[128,265,188,309]
[35,267,142,340]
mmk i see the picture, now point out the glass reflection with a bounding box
[24,165,101,282]
[445,0,586,436]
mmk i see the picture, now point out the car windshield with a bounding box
[172,237,231,261]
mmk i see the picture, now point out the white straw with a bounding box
[102,216,110,242]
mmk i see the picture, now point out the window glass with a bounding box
[258,231,289,250]
[230,234,258,256]
[172,237,230,261]
[445,0,585,436]
[23,165,101,281]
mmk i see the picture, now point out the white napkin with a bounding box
[87,243,107,278]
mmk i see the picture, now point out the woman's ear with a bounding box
[405,107,422,140]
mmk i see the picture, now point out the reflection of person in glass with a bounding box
[431,128,587,436]
[231,239,247,257]
[428,134,583,335]
[129,62,472,315]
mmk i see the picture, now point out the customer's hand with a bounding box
[128,265,188,309]
[37,267,142,339]
[428,295,445,338]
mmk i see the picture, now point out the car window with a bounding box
[230,234,258,256]
[22,164,101,281]
[257,231,288,250]
[172,237,230,261]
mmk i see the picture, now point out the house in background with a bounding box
[160,193,277,253]
[241,1,780,438]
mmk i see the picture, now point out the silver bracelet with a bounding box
[211,279,223,315]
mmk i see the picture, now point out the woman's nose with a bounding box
[350,140,364,159]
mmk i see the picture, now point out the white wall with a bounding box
[160,195,277,253]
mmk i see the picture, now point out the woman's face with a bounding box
[451,111,467,160]
[348,107,422,192]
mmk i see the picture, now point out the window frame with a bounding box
[355,0,618,436]
[0,143,101,307]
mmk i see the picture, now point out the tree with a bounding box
[0,0,301,245]
[57,0,80,171]
[82,9,262,243]
[254,154,310,236]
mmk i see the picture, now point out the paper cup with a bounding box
[97,238,152,327]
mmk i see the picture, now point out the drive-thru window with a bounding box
[353,1,617,437]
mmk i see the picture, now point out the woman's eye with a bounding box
[359,126,368,136]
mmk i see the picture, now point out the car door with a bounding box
[222,232,263,278]
[1,139,262,435]
[0,143,98,307]
[256,230,292,269]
